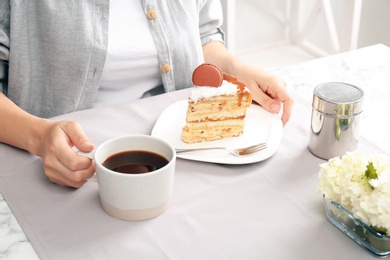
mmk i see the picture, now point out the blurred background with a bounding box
[221,0,390,69]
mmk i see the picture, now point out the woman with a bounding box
[0,0,293,188]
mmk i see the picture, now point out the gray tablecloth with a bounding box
[0,87,382,259]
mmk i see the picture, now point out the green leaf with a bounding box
[365,162,378,180]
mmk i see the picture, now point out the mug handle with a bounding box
[77,150,98,182]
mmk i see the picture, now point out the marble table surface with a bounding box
[1,44,389,259]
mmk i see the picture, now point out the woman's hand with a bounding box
[37,120,96,188]
[203,41,294,126]
[232,62,293,126]
[0,93,95,188]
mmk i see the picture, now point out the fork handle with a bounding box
[175,147,224,154]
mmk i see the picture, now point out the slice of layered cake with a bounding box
[181,63,252,144]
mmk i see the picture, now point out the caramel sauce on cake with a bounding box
[222,72,247,106]
[181,63,252,144]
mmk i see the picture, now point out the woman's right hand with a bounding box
[37,120,96,188]
[0,93,94,188]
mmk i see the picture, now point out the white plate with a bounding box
[151,100,283,164]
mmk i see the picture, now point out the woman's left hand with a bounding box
[203,41,294,126]
[233,62,293,126]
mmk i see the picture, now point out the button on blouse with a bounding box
[147,10,157,20]
[161,64,171,73]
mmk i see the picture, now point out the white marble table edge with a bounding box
[0,193,39,259]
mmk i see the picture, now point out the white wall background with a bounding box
[359,0,390,48]
[230,0,390,56]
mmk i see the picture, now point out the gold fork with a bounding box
[175,143,267,157]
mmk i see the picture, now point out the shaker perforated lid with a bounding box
[312,82,364,117]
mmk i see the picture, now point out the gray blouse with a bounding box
[0,0,224,118]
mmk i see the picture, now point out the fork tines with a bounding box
[239,143,267,155]
[248,143,267,151]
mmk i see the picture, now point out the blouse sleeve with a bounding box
[0,0,10,94]
[198,0,225,46]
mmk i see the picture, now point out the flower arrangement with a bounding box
[318,150,390,235]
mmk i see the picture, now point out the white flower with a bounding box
[318,150,390,235]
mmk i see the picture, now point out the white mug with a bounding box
[81,134,176,221]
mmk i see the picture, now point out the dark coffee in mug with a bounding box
[102,150,169,174]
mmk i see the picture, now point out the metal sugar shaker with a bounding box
[308,82,364,160]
